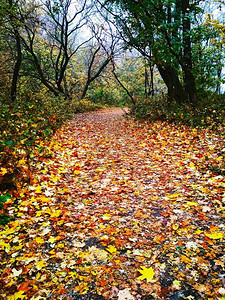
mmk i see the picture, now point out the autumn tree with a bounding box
[102,0,224,105]
[17,0,94,98]
[0,0,24,101]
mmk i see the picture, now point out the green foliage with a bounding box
[88,85,127,107]
[0,214,10,225]
[73,99,104,113]
[106,0,224,103]
[87,57,163,107]
[0,193,11,225]
[131,94,169,120]
[0,193,11,209]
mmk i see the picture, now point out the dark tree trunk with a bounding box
[81,47,111,99]
[25,43,59,96]
[182,0,197,104]
[216,66,222,94]
[144,62,154,97]
[112,64,136,105]
[11,28,22,101]
[144,64,148,98]
[149,62,154,96]
[9,0,22,101]
[157,64,187,104]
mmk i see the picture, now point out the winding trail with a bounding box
[0,108,224,299]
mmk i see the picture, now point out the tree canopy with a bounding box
[103,0,225,104]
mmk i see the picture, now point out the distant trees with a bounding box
[1,0,23,101]
[20,0,94,98]
[0,0,119,101]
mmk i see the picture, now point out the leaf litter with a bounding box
[0,108,224,299]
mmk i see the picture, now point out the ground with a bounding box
[0,108,225,300]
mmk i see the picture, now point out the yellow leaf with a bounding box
[186,201,198,207]
[9,291,27,299]
[194,229,203,235]
[74,170,80,175]
[167,193,180,199]
[17,158,26,167]
[172,224,179,230]
[51,175,61,182]
[36,261,47,270]
[106,245,117,255]
[172,280,181,289]
[36,211,42,217]
[35,237,45,244]
[102,213,111,220]
[69,271,77,279]
[181,255,191,264]
[137,266,155,282]
[0,241,11,251]
[205,232,223,239]
[0,167,8,175]
[35,186,42,194]
[217,156,223,161]
[96,168,105,172]
[50,210,61,218]
[49,236,57,243]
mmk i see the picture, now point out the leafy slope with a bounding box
[0,108,224,299]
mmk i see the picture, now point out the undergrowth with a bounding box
[131,93,225,130]
[73,98,104,113]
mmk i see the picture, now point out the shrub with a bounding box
[0,193,11,225]
[73,98,104,113]
[0,93,78,192]
[131,93,225,130]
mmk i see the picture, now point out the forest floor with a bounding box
[0,108,225,300]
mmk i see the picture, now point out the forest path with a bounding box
[1,108,224,299]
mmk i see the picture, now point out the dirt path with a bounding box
[0,108,224,299]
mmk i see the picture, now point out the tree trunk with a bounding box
[11,28,22,101]
[157,64,187,104]
[29,48,59,96]
[182,0,197,104]
[144,63,148,98]
[9,0,22,101]
[112,65,136,105]
[149,62,154,96]
[216,66,222,94]
[81,56,111,99]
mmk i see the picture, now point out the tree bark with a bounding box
[81,44,112,100]
[149,62,154,96]
[9,0,22,101]
[81,57,112,99]
[181,0,197,104]
[11,27,22,101]
[157,64,187,104]
[112,63,136,105]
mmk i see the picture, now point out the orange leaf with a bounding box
[18,282,30,292]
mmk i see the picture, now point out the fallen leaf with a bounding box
[205,232,223,239]
[137,266,155,282]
